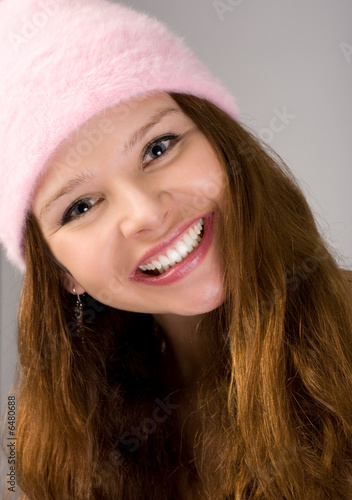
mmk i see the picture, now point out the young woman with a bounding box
[1,1,352,499]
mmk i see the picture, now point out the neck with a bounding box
[153,312,212,386]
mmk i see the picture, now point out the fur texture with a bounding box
[0,0,238,270]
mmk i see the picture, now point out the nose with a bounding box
[118,183,172,239]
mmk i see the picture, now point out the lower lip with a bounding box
[130,213,215,286]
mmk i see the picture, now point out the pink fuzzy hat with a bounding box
[0,0,239,271]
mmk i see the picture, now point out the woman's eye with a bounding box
[61,198,100,225]
[143,134,180,165]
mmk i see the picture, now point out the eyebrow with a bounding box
[39,172,95,220]
[40,106,180,219]
[123,107,180,154]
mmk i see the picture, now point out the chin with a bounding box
[173,286,226,316]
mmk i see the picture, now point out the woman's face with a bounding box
[32,93,226,316]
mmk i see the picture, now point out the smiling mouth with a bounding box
[138,218,205,276]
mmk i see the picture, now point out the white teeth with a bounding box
[158,255,170,273]
[138,218,205,275]
[184,242,194,253]
[176,240,189,258]
[167,248,182,265]
[183,233,196,249]
[158,255,171,267]
[189,227,197,239]
[152,260,162,270]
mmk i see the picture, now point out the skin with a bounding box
[32,93,226,383]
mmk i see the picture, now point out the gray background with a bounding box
[1,0,351,444]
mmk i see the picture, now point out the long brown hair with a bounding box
[9,93,352,499]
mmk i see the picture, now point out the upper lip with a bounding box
[130,213,209,277]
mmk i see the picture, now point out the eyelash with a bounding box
[141,133,181,165]
[60,133,181,226]
[61,197,101,225]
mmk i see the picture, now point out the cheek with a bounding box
[89,278,129,308]
[51,237,129,304]
[49,236,108,286]
[179,160,225,211]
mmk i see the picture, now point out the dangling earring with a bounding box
[73,287,84,341]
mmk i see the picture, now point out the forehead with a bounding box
[53,92,181,158]
[31,92,188,213]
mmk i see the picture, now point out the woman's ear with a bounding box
[61,272,85,295]
[52,258,85,295]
